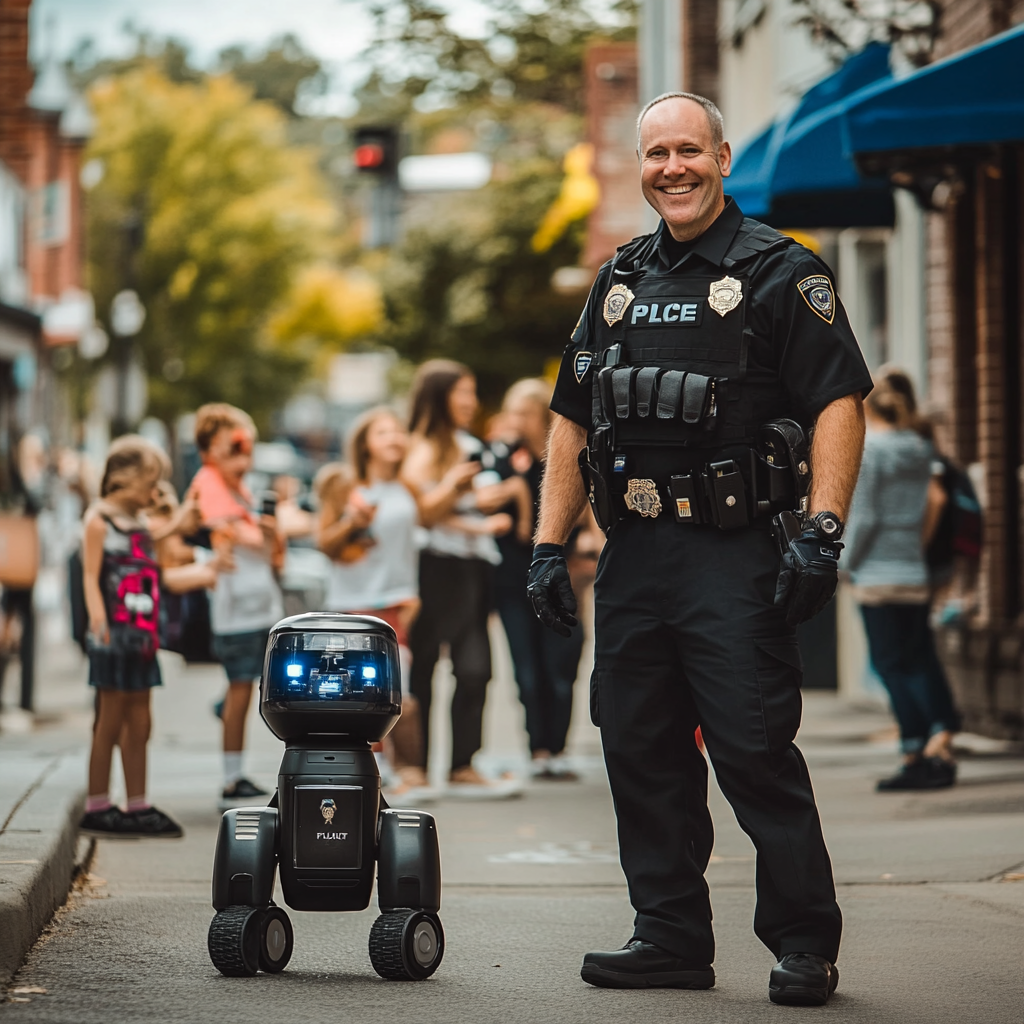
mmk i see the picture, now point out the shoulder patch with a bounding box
[573,351,593,383]
[797,275,836,324]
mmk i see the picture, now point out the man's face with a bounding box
[639,98,732,242]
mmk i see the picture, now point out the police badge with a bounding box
[797,275,836,324]
[573,351,593,383]
[624,478,662,518]
[603,283,635,326]
[708,276,743,317]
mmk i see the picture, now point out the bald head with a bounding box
[637,92,724,154]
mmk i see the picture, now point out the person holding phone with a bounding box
[402,360,524,798]
[188,403,284,806]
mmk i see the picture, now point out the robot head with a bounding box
[259,613,401,743]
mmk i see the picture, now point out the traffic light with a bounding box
[352,126,399,178]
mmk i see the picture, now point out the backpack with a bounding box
[926,456,982,574]
[100,518,161,660]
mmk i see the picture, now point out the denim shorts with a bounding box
[212,629,270,683]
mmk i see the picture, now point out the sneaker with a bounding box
[387,767,439,805]
[542,755,580,782]
[876,759,932,791]
[926,756,957,788]
[529,755,552,778]
[220,777,269,808]
[446,766,523,800]
[79,806,137,839]
[121,806,184,839]
[212,699,225,720]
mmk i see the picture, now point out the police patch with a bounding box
[797,275,836,324]
[603,283,635,326]
[573,350,593,383]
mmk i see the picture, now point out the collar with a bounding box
[654,197,745,271]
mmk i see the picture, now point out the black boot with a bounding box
[876,758,932,791]
[581,939,714,989]
[769,953,839,1006]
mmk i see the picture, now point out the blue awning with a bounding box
[727,43,895,228]
[843,24,1024,158]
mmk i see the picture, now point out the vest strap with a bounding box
[682,373,710,425]
[657,371,685,419]
[635,367,660,418]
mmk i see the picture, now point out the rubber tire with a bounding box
[258,906,294,973]
[208,906,262,977]
[369,910,444,981]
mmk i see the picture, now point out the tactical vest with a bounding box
[590,218,796,454]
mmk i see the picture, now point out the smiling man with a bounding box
[528,93,872,1007]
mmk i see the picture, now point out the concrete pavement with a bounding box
[2,616,1023,1022]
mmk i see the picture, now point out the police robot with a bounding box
[207,613,443,981]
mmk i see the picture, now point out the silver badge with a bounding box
[603,283,635,326]
[708,276,743,317]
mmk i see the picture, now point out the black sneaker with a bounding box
[926,756,957,788]
[121,806,184,839]
[877,759,932,791]
[79,806,136,839]
[769,953,839,1006]
[221,777,269,807]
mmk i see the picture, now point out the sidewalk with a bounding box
[2,616,1023,1021]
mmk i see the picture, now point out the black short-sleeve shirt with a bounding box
[551,198,872,431]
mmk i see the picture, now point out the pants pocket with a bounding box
[754,641,803,756]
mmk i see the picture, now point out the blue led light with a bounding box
[286,663,303,678]
[362,666,377,680]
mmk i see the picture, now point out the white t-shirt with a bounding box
[209,545,283,636]
[324,479,419,611]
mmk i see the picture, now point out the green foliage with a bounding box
[377,160,586,405]
[84,68,334,431]
[218,34,328,115]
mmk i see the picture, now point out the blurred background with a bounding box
[0,0,1021,744]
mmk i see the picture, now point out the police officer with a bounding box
[528,92,871,1007]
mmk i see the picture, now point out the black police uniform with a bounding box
[550,198,871,968]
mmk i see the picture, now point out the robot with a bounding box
[207,613,444,981]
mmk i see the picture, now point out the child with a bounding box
[188,404,284,805]
[79,436,217,838]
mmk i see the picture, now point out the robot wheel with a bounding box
[368,909,445,981]
[208,905,294,977]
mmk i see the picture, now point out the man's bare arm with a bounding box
[808,393,865,522]
[535,415,588,546]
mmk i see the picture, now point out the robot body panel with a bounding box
[377,809,441,913]
[212,806,279,911]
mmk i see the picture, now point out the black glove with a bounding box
[527,544,578,637]
[773,522,843,627]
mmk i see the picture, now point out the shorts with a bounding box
[213,629,270,683]
[88,650,162,691]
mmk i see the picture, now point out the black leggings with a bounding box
[409,552,493,771]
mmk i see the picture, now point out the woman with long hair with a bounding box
[402,359,524,797]
[315,407,430,799]
[846,377,961,790]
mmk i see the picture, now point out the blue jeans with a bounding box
[496,588,584,756]
[860,603,961,754]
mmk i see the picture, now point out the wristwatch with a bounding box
[808,510,844,541]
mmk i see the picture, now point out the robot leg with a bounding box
[209,806,293,976]
[369,809,444,980]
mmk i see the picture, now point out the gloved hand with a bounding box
[774,526,843,627]
[527,544,578,637]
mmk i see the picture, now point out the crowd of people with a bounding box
[73,361,601,839]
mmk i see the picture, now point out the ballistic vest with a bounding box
[591,218,797,452]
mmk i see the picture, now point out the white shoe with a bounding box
[446,767,523,800]
[387,784,440,806]
[529,755,552,778]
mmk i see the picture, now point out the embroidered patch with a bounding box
[573,350,593,383]
[797,275,836,324]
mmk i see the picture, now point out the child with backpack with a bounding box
[79,436,220,838]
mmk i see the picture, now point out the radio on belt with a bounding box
[207,613,444,981]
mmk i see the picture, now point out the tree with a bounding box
[84,67,336,430]
[218,34,328,116]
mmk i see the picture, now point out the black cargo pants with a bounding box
[591,513,842,966]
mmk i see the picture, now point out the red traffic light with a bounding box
[354,143,386,170]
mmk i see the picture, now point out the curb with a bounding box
[0,754,85,987]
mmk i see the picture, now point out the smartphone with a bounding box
[260,491,278,517]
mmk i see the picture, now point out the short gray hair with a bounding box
[636,92,724,154]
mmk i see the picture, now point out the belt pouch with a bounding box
[707,459,749,530]
[657,370,685,419]
[681,373,710,424]
[597,367,615,422]
[611,367,635,419]
[578,447,617,534]
[634,367,660,418]
[669,474,704,524]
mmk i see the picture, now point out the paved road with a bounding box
[4,620,1024,1023]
